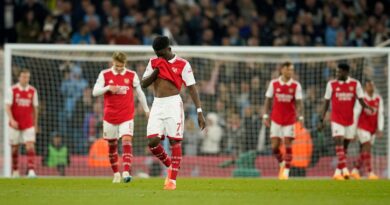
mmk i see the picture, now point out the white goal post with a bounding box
[2,44,390,179]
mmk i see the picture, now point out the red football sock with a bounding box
[12,151,18,171]
[354,152,364,170]
[170,143,182,180]
[272,147,283,164]
[149,144,171,167]
[284,145,292,169]
[336,145,346,169]
[122,140,133,173]
[27,148,35,170]
[108,139,119,173]
[363,152,372,173]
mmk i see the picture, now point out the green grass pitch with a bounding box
[0,178,390,205]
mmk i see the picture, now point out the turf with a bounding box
[0,178,389,205]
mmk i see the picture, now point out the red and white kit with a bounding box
[143,55,195,140]
[324,77,364,139]
[5,84,39,145]
[265,77,303,138]
[354,92,384,144]
[93,67,149,139]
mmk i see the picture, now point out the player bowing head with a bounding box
[141,36,206,190]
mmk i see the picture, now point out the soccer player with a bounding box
[320,63,373,180]
[5,69,39,178]
[263,61,304,180]
[351,80,383,180]
[92,52,149,183]
[141,36,206,190]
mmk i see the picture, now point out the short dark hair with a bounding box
[338,63,350,72]
[364,79,373,85]
[153,36,170,51]
[18,69,30,76]
[282,61,293,68]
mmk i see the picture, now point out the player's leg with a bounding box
[351,129,369,179]
[331,122,347,180]
[147,101,172,168]
[163,98,184,190]
[270,121,284,178]
[23,127,37,178]
[351,143,363,179]
[103,121,120,183]
[357,130,378,179]
[9,127,20,178]
[280,124,294,180]
[119,120,134,183]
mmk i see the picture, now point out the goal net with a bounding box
[2,45,390,179]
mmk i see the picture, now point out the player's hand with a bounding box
[35,123,40,134]
[263,117,270,127]
[145,112,150,119]
[367,106,375,114]
[376,130,383,138]
[10,119,19,129]
[297,116,304,125]
[198,112,206,130]
[108,85,120,93]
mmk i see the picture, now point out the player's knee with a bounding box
[169,139,180,145]
[122,135,132,142]
[148,137,160,147]
[362,142,371,151]
[25,142,35,151]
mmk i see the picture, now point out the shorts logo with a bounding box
[124,78,129,84]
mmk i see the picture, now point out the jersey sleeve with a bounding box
[5,88,13,105]
[356,81,364,98]
[92,71,109,96]
[324,81,332,100]
[295,83,303,100]
[142,59,154,79]
[265,82,274,98]
[181,62,196,86]
[33,89,39,107]
[378,96,384,131]
[133,73,140,87]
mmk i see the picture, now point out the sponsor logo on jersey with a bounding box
[16,98,31,107]
[276,93,294,102]
[124,78,129,84]
[335,92,354,101]
[117,86,130,95]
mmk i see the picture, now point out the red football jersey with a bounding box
[6,84,38,130]
[98,68,139,124]
[265,77,303,125]
[324,77,364,126]
[357,93,383,134]
[143,55,196,91]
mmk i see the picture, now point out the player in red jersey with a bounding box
[141,36,206,190]
[93,52,149,183]
[350,80,383,180]
[5,69,39,178]
[263,62,304,180]
[320,63,373,180]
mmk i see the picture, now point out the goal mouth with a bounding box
[2,45,390,178]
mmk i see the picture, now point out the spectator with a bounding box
[184,118,202,156]
[16,10,40,43]
[200,113,223,155]
[43,132,70,176]
[71,23,96,44]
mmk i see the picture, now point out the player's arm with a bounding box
[295,83,304,123]
[320,82,332,129]
[263,82,273,127]
[92,71,117,96]
[5,88,18,129]
[377,96,384,137]
[141,60,159,88]
[356,82,374,112]
[133,74,150,114]
[33,89,39,132]
[183,62,206,130]
[353,99,362,126]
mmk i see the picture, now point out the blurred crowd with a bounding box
[3,0,389,46]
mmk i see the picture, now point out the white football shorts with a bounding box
[270,121,295,138]
[331,122,356,139]
[147,95,184,141]
[103,120,134,140]
[356,128,375,144]
[9,127,36,145]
